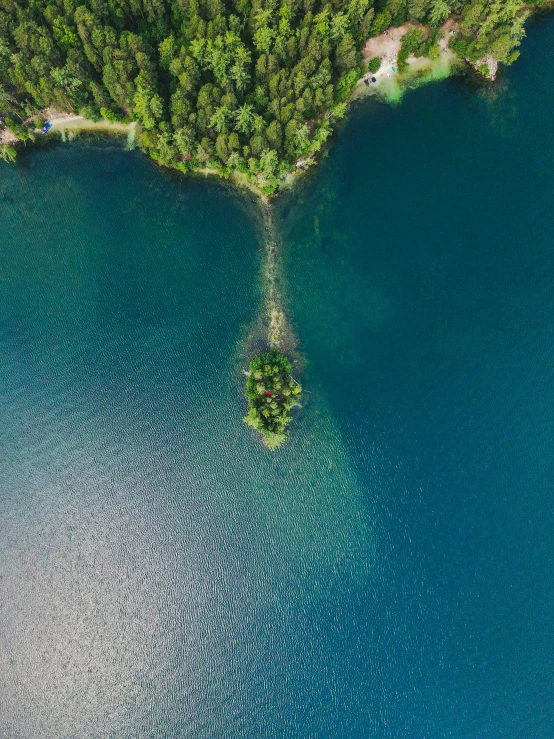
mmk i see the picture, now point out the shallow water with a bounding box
[2,15,554,738]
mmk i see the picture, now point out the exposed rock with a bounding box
[475,56,499,80]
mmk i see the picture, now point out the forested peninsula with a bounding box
[0,0,549,190]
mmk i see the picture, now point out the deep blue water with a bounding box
[2,15,554,739]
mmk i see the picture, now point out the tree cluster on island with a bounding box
[0,0,545,187]
[244,349,301,449]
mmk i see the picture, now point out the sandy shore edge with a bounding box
[42,112,134,135]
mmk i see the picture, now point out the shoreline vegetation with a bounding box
[1,0,552,190]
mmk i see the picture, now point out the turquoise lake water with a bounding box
[2,15,554,738]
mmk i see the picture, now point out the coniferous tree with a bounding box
[0,0,538,189]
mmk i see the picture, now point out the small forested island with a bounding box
[0,0,550,189]
[244,350,302,449]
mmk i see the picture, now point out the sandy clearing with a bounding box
[362,22,416,62]
[360,21,458,88]
[0,127,18,145]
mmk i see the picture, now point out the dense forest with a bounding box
[0,0,547,188]
[244,349,302,448]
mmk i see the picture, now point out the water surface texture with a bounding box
[2,16,554,738]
